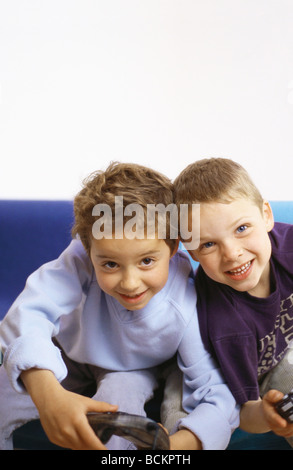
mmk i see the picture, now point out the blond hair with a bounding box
[72,162,176,253]
[174,158,263,209]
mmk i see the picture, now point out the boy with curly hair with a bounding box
[0,162,238,450]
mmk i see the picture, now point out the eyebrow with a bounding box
[229,216,254,230]
[199,216,253,242]
[95,254,115,259]
[138,250,162,257]
[95,250,162,259]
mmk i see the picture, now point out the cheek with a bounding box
[148,265,169,292]
[247,231,271,259]
[198,255,218,274]
[203,264,220,281]
[94,271,115,294]
[257,236,272,264]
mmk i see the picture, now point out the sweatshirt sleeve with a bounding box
[177,312,240,450]
[0,240,93,393]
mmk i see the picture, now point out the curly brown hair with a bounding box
[72,162,176,254]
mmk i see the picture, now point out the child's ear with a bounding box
[263,200,274,232]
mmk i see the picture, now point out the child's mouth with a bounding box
[225,260,253,281]
[118,290,148,304]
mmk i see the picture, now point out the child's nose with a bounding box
[222,240,243,262]
[120,268,140,292]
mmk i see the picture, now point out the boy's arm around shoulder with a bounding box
[166,251,239,449]
[0,240,92,392]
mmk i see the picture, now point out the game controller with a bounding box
[275,391,293,423]
[87,411,170,450]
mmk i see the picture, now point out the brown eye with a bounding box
[141,258,153,266]
[104,261,117,269]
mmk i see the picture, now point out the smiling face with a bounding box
[188,199,274,297]
[90,237,175,310]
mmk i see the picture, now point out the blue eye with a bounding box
[203,242,215,249]
[237,225,247,233]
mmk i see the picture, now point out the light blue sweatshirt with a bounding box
[0,240,239,449]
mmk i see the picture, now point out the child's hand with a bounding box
[38,387,118,449]
[158,422,201,450]
[169,428,202,450]
[262,389,293,438]
[21,368,118,450]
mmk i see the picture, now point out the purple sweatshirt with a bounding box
[195,223,293,404]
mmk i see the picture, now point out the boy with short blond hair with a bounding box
[173,157,293,444]
[0,162,239,450]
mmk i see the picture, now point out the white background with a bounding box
[0,0,292,201]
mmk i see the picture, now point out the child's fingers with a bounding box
[264,389,284,404]
[73,398,119,450]
[262,389,293,434]
[75,415,108,450]
[89,399,119,413]
[269,412,288,429]
[158,422,169,435]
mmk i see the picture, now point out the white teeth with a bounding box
[122,293,142,298]
[229,261,251,275]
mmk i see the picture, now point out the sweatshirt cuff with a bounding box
[174,403,238,450]
[3,336,68,393]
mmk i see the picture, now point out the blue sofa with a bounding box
[1,199,293,450]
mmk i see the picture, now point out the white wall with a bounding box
[0,0,293,201]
